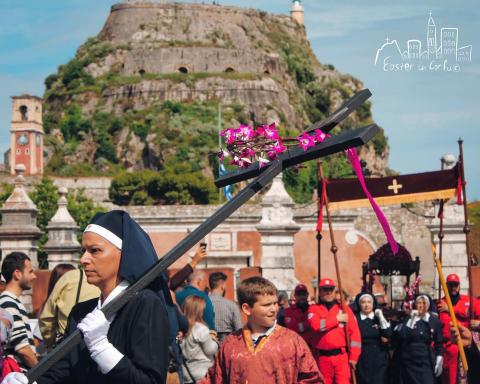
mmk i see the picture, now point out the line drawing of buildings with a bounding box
[374,12,472,66]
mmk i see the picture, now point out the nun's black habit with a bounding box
[38,211,170,384]
[390,295,443,384]
[354,293,392,384]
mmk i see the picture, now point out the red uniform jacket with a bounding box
[307,302,361,362]
[438,295,480,341]
[284,304,316,347]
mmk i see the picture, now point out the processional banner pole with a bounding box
[433,245,469,372]
[26,90,376,383]
[457,138,475,321]
[437,157,446,300]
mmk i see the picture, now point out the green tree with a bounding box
[109,171,156,205]
[67,189,106,239]
[29,178,60,268]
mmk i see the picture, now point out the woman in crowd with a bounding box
[354,292,391,384]
[3,210,171,384]
[181,296,218,383]
[391,294,443,384]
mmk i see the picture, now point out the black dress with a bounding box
[38,289,169,384]
[391,314,443,384]
[355,314,391,384]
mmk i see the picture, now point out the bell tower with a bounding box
[10,94,44,175]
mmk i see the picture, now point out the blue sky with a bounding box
[1,1,478,199]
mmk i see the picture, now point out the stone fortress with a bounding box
[0,1,474,310]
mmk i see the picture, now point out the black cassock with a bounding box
[37,289,169,384]
[391,315,443,384]
[355,314,392,384]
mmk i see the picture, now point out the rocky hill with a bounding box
[42,1,389,203]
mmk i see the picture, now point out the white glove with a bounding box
[434,355,443,377]
[77,309,124,374]
[374,309,390,329]
[406,310,419,329]
[1,373,30,384]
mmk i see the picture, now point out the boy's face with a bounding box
[242,294,278,329]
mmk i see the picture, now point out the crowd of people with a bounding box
[0,209,478,384]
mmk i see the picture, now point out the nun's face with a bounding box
[81,232,121,292]
[416,298,428,316]
[359,296,373,314]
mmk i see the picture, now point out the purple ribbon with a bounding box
[346,148,399,254]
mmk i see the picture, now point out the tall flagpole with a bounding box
[437,158,446,300]
[316,160,323,302]
[320,164,357,384]
[457,138,474,320]
[218,103,222,203]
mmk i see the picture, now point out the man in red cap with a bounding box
[307,278,361,384]
[437,273,480,384]
[284,284,316,349]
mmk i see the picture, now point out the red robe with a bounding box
[201,325,323,384]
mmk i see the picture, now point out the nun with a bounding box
[391,294,444,384]
[3,210,170,384]
[354,292,391,384]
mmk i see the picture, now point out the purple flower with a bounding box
[272,139,286,154]
[220,128,238,144]
[241,147,255,158]
[238,125,255,141]
[267,150,278,160]
[297,132,316,151]
[314,129,329,143]
[258,123,279,140]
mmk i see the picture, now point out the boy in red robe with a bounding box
[202,277,324,384]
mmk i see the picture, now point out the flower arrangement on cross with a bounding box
[218,122,330,169]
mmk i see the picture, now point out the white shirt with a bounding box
[406,311,430,329]
[360,312,375,320]
[96,280,130,311]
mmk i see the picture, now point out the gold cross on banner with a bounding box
[388,179,403,194]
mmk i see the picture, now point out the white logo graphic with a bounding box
[374,12,472,72]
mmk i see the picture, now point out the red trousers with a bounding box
[316,353,351,384]
[442,343,457,384]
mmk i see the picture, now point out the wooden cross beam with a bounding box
[26,89,378,383]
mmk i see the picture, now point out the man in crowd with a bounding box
[276,290,289,326]
[284,284,315,348]
[308,278,361,384]
[39,268,100,351]
[208,272,242,342]
[202,276,324,383]
[176,269,215,330]
[0,252,38,369]
[437,273,480,384]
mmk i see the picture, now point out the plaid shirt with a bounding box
[209,292,243,341]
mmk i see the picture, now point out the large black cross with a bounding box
[27,89,377,382]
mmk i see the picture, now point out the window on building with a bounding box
[16,149,21,155]
[225,67,235,73]
[25,149,30,155]
[19,105,28,121]
[178,67,188,74]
